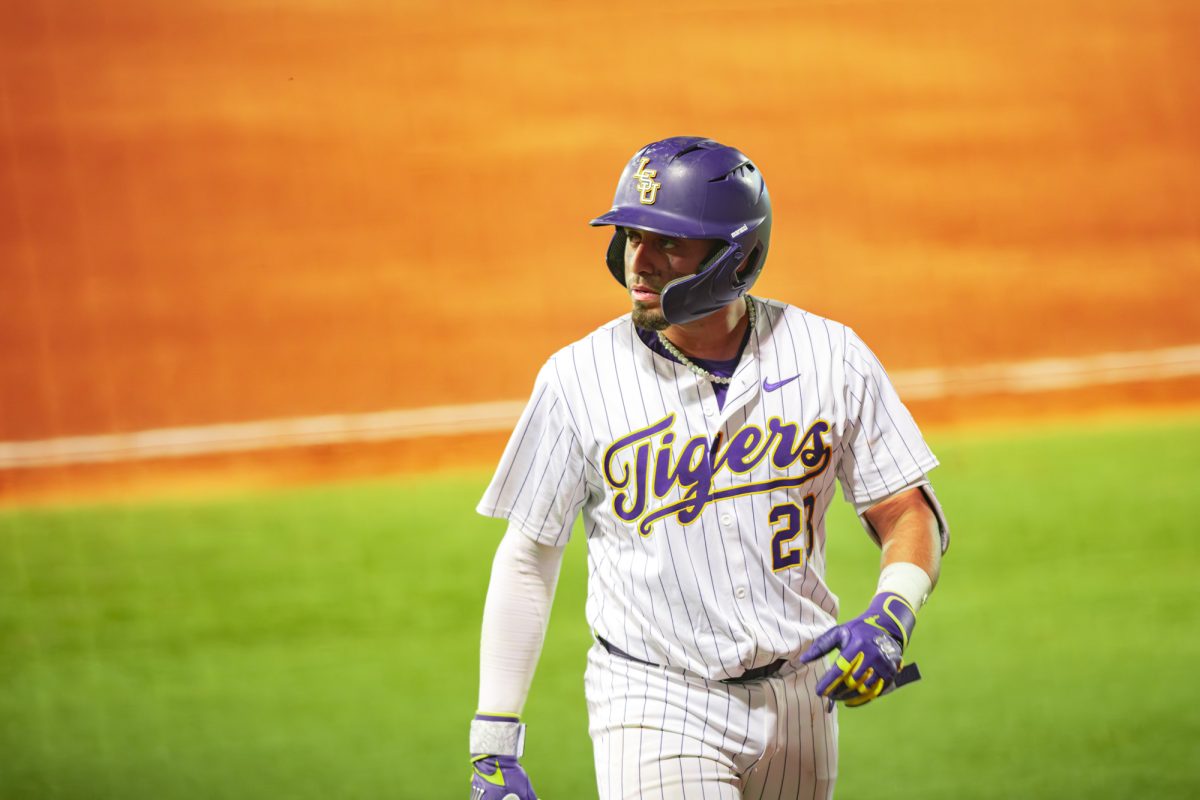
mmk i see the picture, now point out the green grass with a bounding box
[2,413,1199,799]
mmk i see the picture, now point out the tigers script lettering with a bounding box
[603,415,831,536]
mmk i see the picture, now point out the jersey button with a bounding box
[703,406,714,417]
[720,513,733,526]
[735,587,747,599]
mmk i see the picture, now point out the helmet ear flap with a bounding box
[605,228,627,286]
[734,243,764,287]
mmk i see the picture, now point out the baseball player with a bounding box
[468,136,949,800]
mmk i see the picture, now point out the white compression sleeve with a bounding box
[477,522,566,717]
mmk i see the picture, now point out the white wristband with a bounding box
[470,716,526,757]
[876,562,933,612]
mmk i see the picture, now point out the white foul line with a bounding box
[0,401,529,470]
[892,344,1200,400]
[2,344,1199,469]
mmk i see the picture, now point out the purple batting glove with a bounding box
[800,591,920,708]
[469,714,537,800]
[470,754,537,800]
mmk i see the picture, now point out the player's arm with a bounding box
[801,483,948,708]
[469,522,565,800]
[867,484,942,595]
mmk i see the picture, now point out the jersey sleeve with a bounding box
[837,329,940,507]
[476,359,588,546]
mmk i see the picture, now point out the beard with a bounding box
[631,301,669,331]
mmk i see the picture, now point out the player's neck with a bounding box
[661,299,750,361]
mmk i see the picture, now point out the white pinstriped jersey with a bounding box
[478,297,941,682]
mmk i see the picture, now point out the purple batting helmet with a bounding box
[589,136,772,325]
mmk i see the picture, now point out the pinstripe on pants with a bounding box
[585,644,837,800]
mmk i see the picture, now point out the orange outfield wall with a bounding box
[2,0,1199,499]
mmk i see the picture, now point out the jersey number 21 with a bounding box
[769,495,815,572]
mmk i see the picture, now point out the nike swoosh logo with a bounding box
[473,760,505,787]
[763,375,800,392]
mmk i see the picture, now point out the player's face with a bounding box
[623,228,719,331]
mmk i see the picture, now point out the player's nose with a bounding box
[627,240,658,275]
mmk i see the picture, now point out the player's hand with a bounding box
[469,714,537,799]
[470,754,538,800]
[799,591,920,708]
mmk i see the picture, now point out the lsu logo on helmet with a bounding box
[633,158,661,204]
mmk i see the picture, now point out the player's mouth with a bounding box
[631,284,660,303]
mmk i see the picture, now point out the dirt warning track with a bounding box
[2,0,1198,502]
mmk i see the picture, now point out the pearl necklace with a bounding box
[656,297,756,385]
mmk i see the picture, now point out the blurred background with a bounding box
[2,0,1198,797]
[4,0,1199,499]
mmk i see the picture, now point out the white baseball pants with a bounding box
[585,643,837,800]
